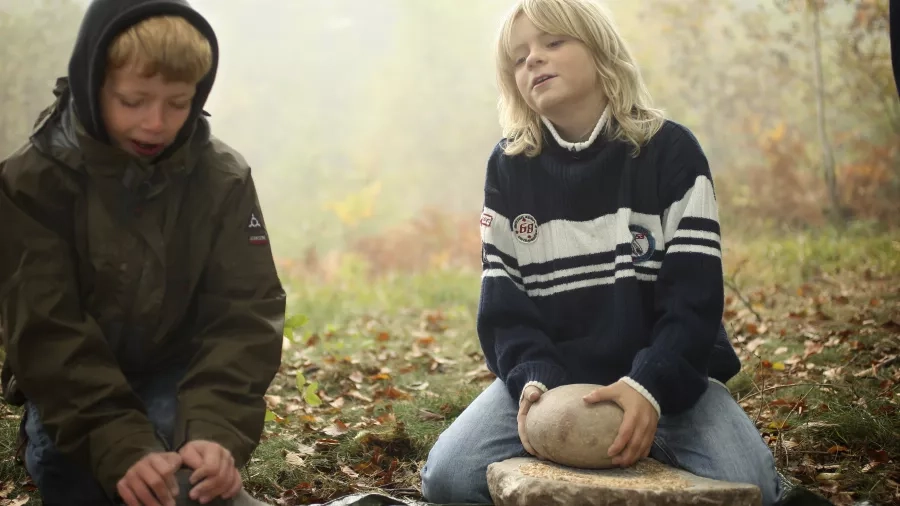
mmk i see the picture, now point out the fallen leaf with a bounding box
[772,362,786,371]
[264,395,282,409]
[304,381,323,406]
[295,443,317,456]
[747,337,768,352]
[416,336,436,346]
[408,381,430,391]
[862,461,882,473]
[315,438,341,449]
[375,386,411,400]
[348,390,373,403]
[781,439,801,450]
[341,465,359,478]
[881,320,900,333]
[804,341,824,358]
[376,332,391,342]
[323,420,350,437]
[418,408,445,421]
[827,445,850,454]
[349,371,364,383]
[867,449,890,463]
[285,452,305,468]
[774,346,789,355]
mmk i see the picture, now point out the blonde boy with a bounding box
[0,1,285,505]
[421,0,783,505]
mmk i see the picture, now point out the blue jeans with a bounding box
[421,379,782,506]
[24,365,185,506]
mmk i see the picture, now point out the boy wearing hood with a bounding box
[0,1,285,505]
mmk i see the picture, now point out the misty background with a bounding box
[1,0,897,268]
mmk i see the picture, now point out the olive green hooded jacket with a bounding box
[0,75,285,497]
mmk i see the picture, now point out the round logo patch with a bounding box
[513,214,539,243]
[629,225,655,263]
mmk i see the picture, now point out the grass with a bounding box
[1,224,898,505]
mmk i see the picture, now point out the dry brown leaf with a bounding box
[419,408,445,421]
[264,395,283,409]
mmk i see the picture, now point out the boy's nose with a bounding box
[142,106,166,133]
[526,51,546,69]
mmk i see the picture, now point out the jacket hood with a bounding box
[68,0,219,153]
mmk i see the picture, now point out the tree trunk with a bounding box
[809,0,841,218]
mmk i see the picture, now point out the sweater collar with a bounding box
[541,103,610,152]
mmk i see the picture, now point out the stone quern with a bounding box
[487,458,762,506]
[525,383,624,469]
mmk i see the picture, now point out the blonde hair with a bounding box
[108,15,212,83]
[495,0,664,157]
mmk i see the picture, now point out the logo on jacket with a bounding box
[513,214,538,243]
[629,224,655,263]
[248,209,269,246]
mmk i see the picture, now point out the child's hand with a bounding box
[583,381,659,467]
[517,384,545,458]
[178,440,243,504]
[117,451,182,506]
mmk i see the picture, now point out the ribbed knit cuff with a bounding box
[621,376,661,419]
[505,361,568,403]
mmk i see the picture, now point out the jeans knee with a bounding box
[729,441,782,506]
[420,442,491,504]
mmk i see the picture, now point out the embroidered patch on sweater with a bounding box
[629,224,655,263]
[513,214,538,244]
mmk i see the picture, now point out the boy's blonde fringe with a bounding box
[108,15,212,83]
[495,0,665,158]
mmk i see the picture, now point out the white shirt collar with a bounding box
[541,103,610,152]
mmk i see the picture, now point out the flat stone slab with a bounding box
[487,457,762,506]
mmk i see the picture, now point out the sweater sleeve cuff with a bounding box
[520,380,548,402]
[621,376,661,419]
[505,361,568,402]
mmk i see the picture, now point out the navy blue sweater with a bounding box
[476,120,741,416]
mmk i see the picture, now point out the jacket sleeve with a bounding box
[174,169,285,467]
[0,156,163,499]
[476,145,569,402]
[626,128,725,415]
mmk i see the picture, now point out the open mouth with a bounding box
[533,75,556,88]
[131,140,164,157]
